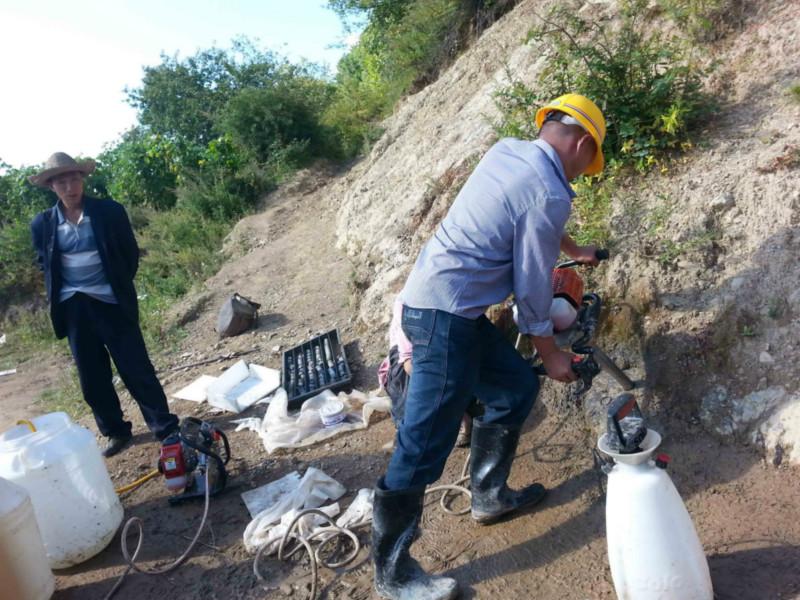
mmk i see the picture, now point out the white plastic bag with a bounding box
[249,503,341,556]
[235,388,390,453]
[242,468,346,553]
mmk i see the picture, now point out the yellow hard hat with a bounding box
[535,93,606,176]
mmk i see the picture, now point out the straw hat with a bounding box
[28,153,96,187]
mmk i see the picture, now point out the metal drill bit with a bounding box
[295,354,306,394]
[323,338,338,381]
[314,345,326,384]
[305,348,317,389]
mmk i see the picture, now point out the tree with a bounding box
[217,70,336,163]
[327,0,409,32]
[127,38,290,146]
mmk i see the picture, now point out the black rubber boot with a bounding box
[470,421,547,524]
[372,479,459,600]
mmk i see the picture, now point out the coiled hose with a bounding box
[253,453,472,600]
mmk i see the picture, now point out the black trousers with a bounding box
[62,293,178,440]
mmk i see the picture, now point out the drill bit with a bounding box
[305,348,317,389]
[323,338,338,381]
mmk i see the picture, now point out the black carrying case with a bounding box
[282,329,352,410]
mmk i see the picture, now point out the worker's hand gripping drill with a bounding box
[533,248,608,389]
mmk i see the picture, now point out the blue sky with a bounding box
[0,0,356,168]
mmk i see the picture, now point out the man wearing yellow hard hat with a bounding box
[370,93,606,600]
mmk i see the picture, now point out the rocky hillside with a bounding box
[330,0,800,462]
[178,0,800,464]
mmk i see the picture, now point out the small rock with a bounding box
[280,583,294,596]
[709,191,735,212]
[759,351,775,364]
[272,345,281,353]
[773,444,784,467]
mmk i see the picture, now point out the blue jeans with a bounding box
[383,306,539,490]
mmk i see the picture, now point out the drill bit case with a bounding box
[282,329,352,409]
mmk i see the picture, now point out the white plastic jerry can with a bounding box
[0,413,123,568]
[599,429,714,600]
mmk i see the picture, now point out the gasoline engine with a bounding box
[158,417,231,505]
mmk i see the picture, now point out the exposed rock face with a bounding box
[331,0,800,462]
[335,0,554,329]
[701,386,800,464]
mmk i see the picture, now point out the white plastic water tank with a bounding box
[599,429,714,600]
[0,477,54,600]
[0,413,123,568]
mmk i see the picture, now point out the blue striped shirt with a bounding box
[56,204,117,304]
[401,138,574,337]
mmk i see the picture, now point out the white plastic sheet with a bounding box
[242,468,347,553]
[234,388,390,453]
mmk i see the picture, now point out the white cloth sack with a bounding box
[206,360,280,413]
[234,387,390,453]
[242,468,346,553]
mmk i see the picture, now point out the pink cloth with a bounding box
[378,298,413,388]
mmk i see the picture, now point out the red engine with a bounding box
[552,267,584,308]
[159,439,189,492]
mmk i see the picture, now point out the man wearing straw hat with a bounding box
[29,152,178,457]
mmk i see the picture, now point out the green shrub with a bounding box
[325,0,517,158]
[175,135,286,220]
[494,0,710,173]
[0,164,53,224]
[100,128,185,210]
[129,40,284,146]
[567,174,616,248]
[380,0,463,94]
[0,219,41,303]
[217,71,337,163]
[322,40,392,157]
[0,165,53,304]
[134,207,227,300]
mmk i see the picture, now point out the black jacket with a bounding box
[30,196,140,339]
